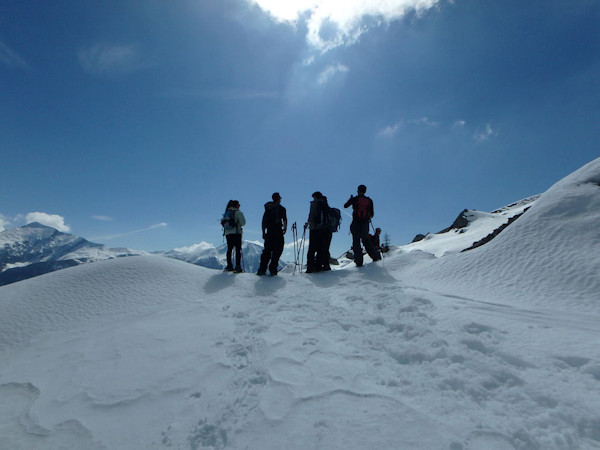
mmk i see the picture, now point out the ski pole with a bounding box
[292,222,298,275]
[300,225,307,273]
[240,239,245,273]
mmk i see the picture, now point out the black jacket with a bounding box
[262,202,287,234]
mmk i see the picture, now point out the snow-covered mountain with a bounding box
[402,195,540,257]
[162,240,283,273]
[0,222,145,286]
[1,159,599,449]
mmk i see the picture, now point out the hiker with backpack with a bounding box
[304,191,329,273]
[369,227,382,251]
[344,185,381,267]
[221,200,246,272]
[257,192,287,276]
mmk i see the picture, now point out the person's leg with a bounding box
[350,222,364,266]
[233,234,243,271]
[225,234,234,270]
[269,233,284,275]
[322,231,332,270]
[258,235,273,274]
[306,230,317,272]
[315,229,328,271]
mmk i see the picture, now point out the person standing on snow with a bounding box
[304,191,329,273]
[321,195,333,272]
[257,192,287,276]
[222,199,246,272]
[344,184,381,267]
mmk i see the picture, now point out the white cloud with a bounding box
[174,242,215,253]
[25,212,71,232]
[247,0,441,52]
[78,43,149,77]
[473,123,497,143]
[378,116,437,138]
[92,215,114,222]
[317,63,349,85]
[0,41,28,69]
[411,117,438,127]
[93,222,167,241]
[378,120,403,138]
[0,214,10,232]
[453,120,466,128]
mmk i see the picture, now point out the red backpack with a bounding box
[355,196,371,221]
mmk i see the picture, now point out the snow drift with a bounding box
[402,157,600,309]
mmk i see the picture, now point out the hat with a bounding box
[312,191,323,199]
[272,192,281,201]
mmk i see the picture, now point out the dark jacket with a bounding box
[262,202,287,234]
[307,198,328,230]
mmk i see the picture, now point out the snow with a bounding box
[402,196,539,257]
[1,158,600,449]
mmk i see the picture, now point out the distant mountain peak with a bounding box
[23,222,58,230]
[0,224,145,286]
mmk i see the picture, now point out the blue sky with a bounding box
[1,0,599,258]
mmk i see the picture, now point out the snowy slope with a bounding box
[0,222,145,285]
[401,157,600,309]
[401,195,539,257]
[1,158,599,449]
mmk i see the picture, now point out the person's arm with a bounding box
[261,211,267,238]
[369,198,374,219]
[237,211,246,227]
[282,206,288,234]
[344,195,354,209]
[306,202,314,229]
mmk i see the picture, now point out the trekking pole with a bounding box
[241,241,245,273]
[299,225,307,273]
[292,222,298,275]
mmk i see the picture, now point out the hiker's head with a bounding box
[375,228,381,234]
[312,191,323,199]
[357,185,367,194]
[231,200,240,208]
[272,192,281,202]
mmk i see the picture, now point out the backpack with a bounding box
[221,210,236,230]
[327,207,341,232]
[355,196,371,221]
[263,203,281,230]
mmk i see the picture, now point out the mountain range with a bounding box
[0,224,279,286]
[0,223,145,286]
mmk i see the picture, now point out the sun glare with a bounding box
[247,0,440,51]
